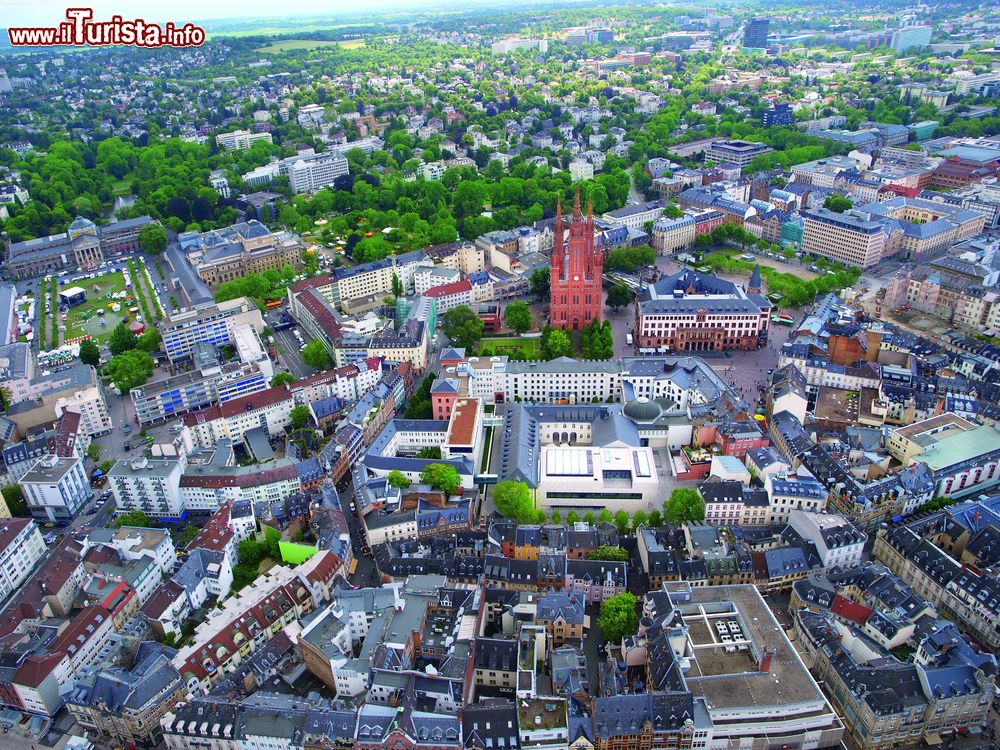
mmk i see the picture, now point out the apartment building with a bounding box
[21,455,91,523]
[179,459,301,513]
[367,319,428,371]
[181,385,295,448]
[0,518,45,600]
[800,207,902,269]
[53,382,113,437]
[108,457,186,519]
[286,153,350,194]
[172,551,341,696]
[66,642,185,748]
[786,510,866,568]
[215,129,273,150]
[424,279,474,313]
[160,297,264,364]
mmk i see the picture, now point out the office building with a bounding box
[762,103,793,127]
[705,140,772,167]
[130,361,268,425]
[159,297,264,364]
[890,25,932,53]
[743,17,770,49]
[799,207,902,269]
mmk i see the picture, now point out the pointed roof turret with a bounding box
[573,186,582,220]
[748,264,762,294]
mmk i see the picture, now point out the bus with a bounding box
[771,313,794,326]
[265,299,283,310]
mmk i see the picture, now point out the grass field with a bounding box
[60,271,137,342]
[477,337,541,358]
[257,38,365,52]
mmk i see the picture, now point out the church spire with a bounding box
[573,186,581,220]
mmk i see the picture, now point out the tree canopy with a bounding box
[106,349,154,393]
[503,301,533,334]
[493,480,536,523]
[442,305,485,349]
[301,339,331,369]
[597,592,639,644]
[663,487,706,526]
[420,463,461,496]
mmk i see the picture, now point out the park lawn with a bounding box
[110,178,131,197]
[478,336,541,358]
[61,271,134,342]
[257,38,365,52]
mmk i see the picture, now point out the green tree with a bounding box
[442,305,484,349]
[504,301,533,334]
[420,463,461,496]
[493,480,536,523]
[598,508,613,525]
[632,510,648,529]
[136,329,162,353]
[566,510,580,524]
[550,509,562,523]
[584,511,596,525]
[613,510,631,535]
[607,283,633,312]
[648,509,663,528]
[597,592,639,644]
[86,443,102,462]
[238,538,264,567]
[78,338,100,366]
[108,322,138,357]
[588,545,629,561]
[387,470,411,490]
[271,372,296,387]
[663,487,706,526]
[113,510,153,528]
[530,267,550,298]
[823,194,853,213]
[138,223,168,254]
[543,328,573,359]
[1,485,26,516]
[106,349,154,393]
[301,339,331,369]
[391,272,404,298]
[289,404,311,430]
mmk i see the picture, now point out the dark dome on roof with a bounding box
[623,397,663,422]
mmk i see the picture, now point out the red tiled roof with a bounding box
[183,385,292,426]
[142,580,186,620]
[178,461,299,489]
[13,652,64,688]
[424,279,472,298]
[54,410,82,457]
[831,594,873,626]
[0,518,33,550]
[186,501,235,553]
[289,272,336,293]
[49,605,111,657]
[296,287,343,338]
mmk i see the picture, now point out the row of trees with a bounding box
[492,482,706,530]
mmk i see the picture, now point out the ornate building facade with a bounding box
[549,189,603,331]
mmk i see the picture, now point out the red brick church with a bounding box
[549,189,603,331]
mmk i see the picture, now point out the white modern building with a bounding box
[21,455,91,523]
[0,518,45,599]
[787,510,866,568]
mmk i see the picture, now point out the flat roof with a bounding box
[919,425,1000,471]
[445,398,479,448]
[682,584,824,710]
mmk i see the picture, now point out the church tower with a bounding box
[549,188,603,331]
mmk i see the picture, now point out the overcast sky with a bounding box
[2,0,380,27]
